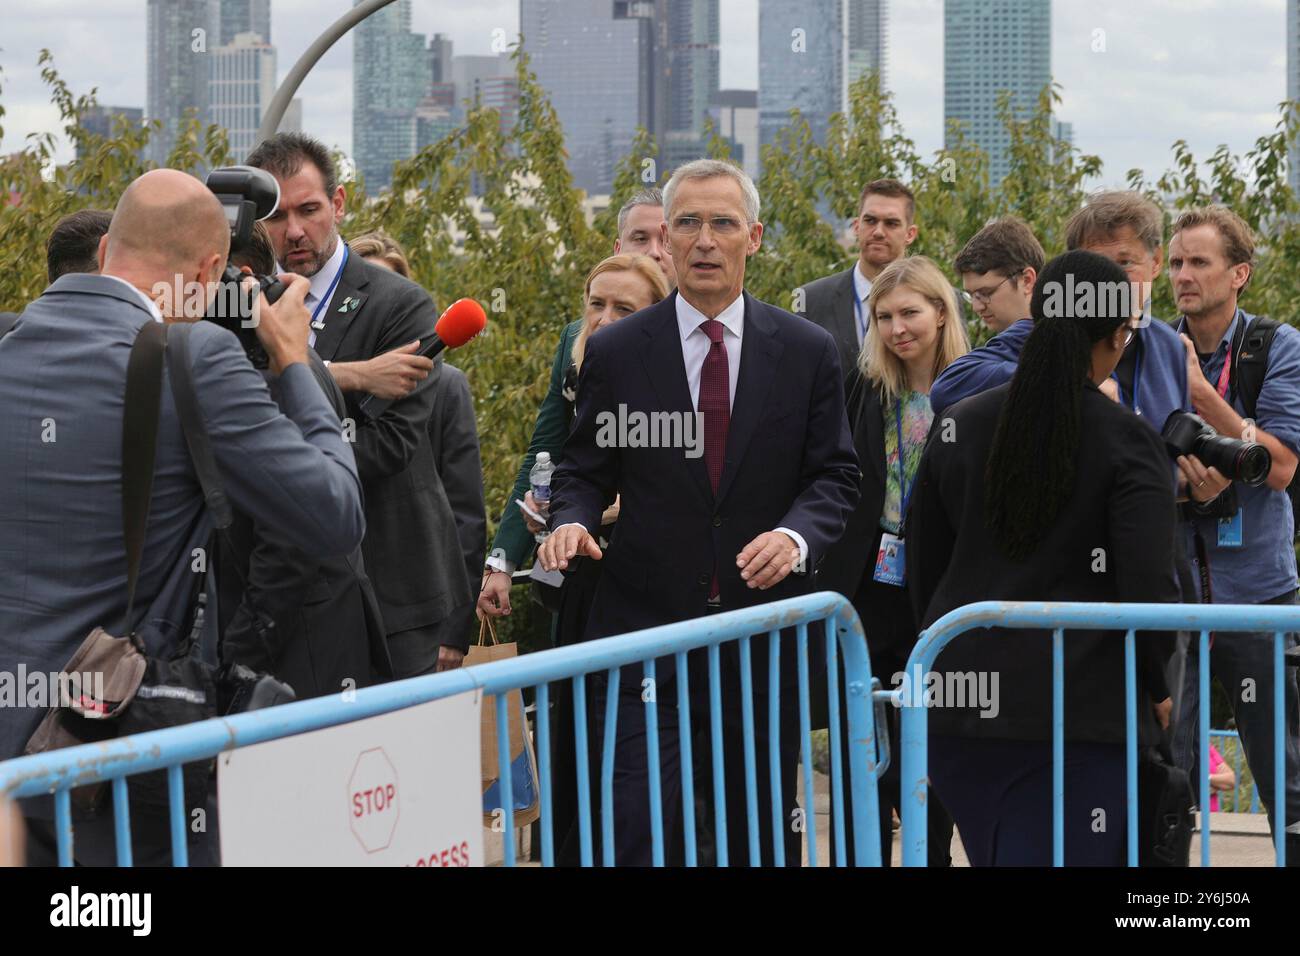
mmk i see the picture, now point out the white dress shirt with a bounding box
[550,291,809,574]
[102,274,164,323]
[852,261,872,348]
[302,239,348,349]
[676,291,744,408]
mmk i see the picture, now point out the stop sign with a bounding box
[348,747,400,853]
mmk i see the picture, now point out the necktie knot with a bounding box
[701,319,726,345]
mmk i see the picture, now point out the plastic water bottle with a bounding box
[530,452,555,543]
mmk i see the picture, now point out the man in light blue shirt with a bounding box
[1167,206,1300,857]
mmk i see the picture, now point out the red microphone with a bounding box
[416,297,488,359]
[357,298,487,420]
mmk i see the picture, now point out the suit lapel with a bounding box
[715,292,784,506]
[311,244,371,361]
[832,266,858,352]
[640,293,713,507]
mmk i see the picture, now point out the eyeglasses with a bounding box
[1122,325,1137,349]
[670,216,745,237]
[968,271,1022,307]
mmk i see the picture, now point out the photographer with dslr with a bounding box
[0,169,365,865]
[1167,206,1300,859]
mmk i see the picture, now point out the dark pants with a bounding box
[930,735,1126,866]
[583,607,803,867]
[1170,587,1300,839]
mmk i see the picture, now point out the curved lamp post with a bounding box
[255,0,399,147]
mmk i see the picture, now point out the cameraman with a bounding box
[0,168,365,865]
[214,222,391,697]
[1168,206,1300,857]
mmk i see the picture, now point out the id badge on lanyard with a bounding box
[873,403,913,588]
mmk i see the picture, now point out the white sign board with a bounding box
[218,693,483,867]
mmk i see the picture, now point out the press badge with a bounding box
[1217,509,1244,548]
[873,532,906,586]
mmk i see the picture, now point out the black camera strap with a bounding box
[121,321,167,646]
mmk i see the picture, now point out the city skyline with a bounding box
[2,0,1294,193]
[944,0,1053,187]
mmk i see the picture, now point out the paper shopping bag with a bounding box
[466,618,540,828]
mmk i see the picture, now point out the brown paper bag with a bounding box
[466,618,540,828]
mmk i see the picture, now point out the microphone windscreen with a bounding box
[435,298,487,348]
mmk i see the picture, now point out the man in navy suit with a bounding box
[540,159,859,866]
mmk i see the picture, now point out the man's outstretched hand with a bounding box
[538,524,603,572]
[736,531,800,590]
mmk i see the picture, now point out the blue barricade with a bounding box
[0,592,883,867]
[896,602,1297,867]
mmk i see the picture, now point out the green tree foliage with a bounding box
[4,51,1300,649]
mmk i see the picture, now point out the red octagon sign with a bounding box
[348,747,400,853]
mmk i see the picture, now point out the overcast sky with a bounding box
[0,0,1290,188]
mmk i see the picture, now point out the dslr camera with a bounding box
[1162,410,1271,487]
[204,165,287,368]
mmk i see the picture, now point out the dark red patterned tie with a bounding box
[700,319,730,599]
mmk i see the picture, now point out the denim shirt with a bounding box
[1178,309,1300,604]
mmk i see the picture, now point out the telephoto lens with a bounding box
[1161,410,1272,486]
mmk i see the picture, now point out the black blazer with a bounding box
[817,369,888,601]
[218,350,391,698]
[420,359,487,653]
[549,291,861,640]
[905,382,1180,746]
[796,267,860,385]
[313,247,443,636]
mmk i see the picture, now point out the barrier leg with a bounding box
[796,623,818,868]
[676,650,697,867]
[708,643,728,866]
[601,667,621,867]
[767,630,784,868]
[536,682,553,867]
[573,675,593,867]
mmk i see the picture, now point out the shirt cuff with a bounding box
[775,527,808,574]
[484,554,517,574]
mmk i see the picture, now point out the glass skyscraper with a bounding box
[848,0,888,93]
[521,0,648,194]
[758,0,843,163]
[210,32,277,161]
[352,0,432,192]
[146,0,220,166]
[220,0,271,46]
[944,0,1052,187]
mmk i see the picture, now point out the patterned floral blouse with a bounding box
[880,390,934,535]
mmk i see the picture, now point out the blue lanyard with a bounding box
[310,244,350,328]
[852,293,867,344]
[895,400,916,517]
[1109,334,1142,415]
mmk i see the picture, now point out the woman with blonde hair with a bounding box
[349,231,411,278]
[478,253,669,621]
[817,254,968,866]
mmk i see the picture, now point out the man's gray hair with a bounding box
[663,159,761,224]
[616,187,665,236]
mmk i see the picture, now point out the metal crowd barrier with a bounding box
[897,602,1297,867]
[0,592,883,867]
